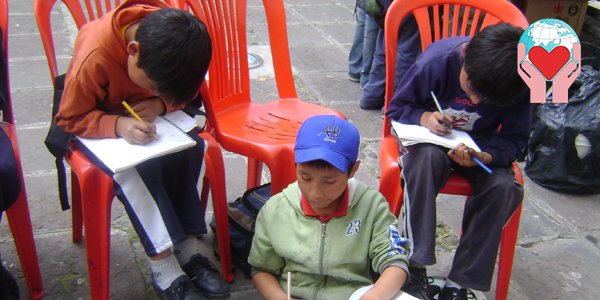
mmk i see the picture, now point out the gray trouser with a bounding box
[399,143,523,291]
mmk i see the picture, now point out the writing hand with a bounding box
[551,42,581,103]
[116,116,157,145]
[130,97,166,122]
[447,143,491,167]
[518,43,547,103]
[420,111,453,136]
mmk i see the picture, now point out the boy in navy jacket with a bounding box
[387,23,529,300]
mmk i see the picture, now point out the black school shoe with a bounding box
[401,267,441,300]
[153,275,206,300]
[438,286,476,300]
[0,260,19,300]
[182,254,230,299]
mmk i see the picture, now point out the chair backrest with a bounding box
[381,0,529,137]
[34,0,123,86]
[170,0,297,132]
[0,0,11,123]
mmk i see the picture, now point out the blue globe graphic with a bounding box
[519,18,579,60]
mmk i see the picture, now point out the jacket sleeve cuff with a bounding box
[99,114,120,138]
[408,108,427,126]
[483,147,511,166]
[380,262,409,275]
[250,267,280,277]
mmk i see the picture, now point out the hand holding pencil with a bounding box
[116,101,157,145]
[448,143,494,174]
[420,91,454,136]
[430,91,455,133]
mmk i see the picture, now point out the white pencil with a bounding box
[430,90,452,131]
[287,272,291,300]
[430,91,445,116]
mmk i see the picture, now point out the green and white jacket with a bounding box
[248,178,409,300]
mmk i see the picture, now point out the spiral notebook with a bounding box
[391,121,481,151]
[77,110,197,173]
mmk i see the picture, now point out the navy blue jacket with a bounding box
[387,37,530,166]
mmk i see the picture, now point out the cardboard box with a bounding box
[522,0,589,34]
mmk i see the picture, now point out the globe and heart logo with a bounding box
[528,44,570,80]
[518,18,581,103]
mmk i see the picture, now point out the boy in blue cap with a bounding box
[249,114,409,300]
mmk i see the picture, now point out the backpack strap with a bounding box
[182,91,207,131]
[44,73,72,211]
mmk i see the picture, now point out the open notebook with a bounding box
[391,121,481,152]
[77,110,198,173]
[349,286,419,300]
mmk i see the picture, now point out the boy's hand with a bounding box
[420,111,453,136]
[116,116,157,145]
[448,143,492,167]
[129,97,165,122]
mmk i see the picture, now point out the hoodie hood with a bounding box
[98,0,169,65]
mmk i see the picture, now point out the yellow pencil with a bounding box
[121,100,144,122]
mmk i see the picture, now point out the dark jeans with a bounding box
[360,14,421,110]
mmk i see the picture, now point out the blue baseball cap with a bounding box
[294,115,360,173]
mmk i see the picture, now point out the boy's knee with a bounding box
[486,172,524,206]
[403,145,448,167]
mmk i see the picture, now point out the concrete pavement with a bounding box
[1,0,600,299]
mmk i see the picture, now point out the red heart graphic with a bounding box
[528,46,570,80]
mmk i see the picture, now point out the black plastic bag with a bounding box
[525,67,600,194]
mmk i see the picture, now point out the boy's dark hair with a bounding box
[300,159,356,175]
[136,8,212,105]
[463,23,526,106]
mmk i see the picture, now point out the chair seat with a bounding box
[440,174,473,195]
[210,98,345,194]
[214,99,343,146]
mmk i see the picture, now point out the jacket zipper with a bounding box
[312,222,328,299]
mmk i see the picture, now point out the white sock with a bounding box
[445,278,463,289]
[150,254,186,291]
[174,237,201,265]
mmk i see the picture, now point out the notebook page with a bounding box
[77,115,196,173]
[391,121,481,152]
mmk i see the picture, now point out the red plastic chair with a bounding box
[0,0,45,298]
[171,0,346,195]
[34,1,233,299]
[378,1,528,299]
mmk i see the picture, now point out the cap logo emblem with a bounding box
[319,125,340,143]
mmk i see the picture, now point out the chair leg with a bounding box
[246,158,263,189]
[2,123,44,299]
[378,163,403,216]
[80,170,114,300]
[267,149,296,195]
[6,188,45,300]
[201,135,234,282]
[495,203,523,300]
[71,171,83,243]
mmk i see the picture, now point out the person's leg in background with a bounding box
[360,14,379,87]
[360,14,421,110]
[348,8,366,82]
